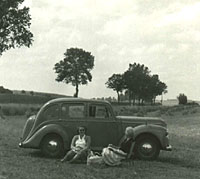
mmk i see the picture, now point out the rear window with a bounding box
[43,104,59,120]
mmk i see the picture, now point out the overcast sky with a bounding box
[0,0,200,100]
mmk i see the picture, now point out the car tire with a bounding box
[40,134,65,158]
[135,135,160,160]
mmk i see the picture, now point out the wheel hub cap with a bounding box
[141,143,153,154]
[47,140,58,152]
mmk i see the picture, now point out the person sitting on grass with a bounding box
[61,126,91,163]
[102,126,136,166]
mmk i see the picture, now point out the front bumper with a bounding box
[18,141,38,149]
[165,145,172,151]
[19,142,22,147]
[19,142,25,148]
[18,137,31,148]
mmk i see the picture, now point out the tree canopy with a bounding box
[105,74,124,102]
[106,62,167,105]
[0,0,33,56]
[54,47,94,97]
[124,63,167,104]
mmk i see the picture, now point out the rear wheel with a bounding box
[135,135,160,160]
[40,134,64,158]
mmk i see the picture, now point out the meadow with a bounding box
[0,105,200,179]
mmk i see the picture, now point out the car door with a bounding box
[86,103,121,150]
[59,102,87,147]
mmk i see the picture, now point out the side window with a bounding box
[43,104,59,120]
[89,105,110,119]
[69,104,85,118]
[61,103,85,118]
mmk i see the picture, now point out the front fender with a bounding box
[21,124,69,150]
[133,124,168,148]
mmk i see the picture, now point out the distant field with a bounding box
[0,103,42,116]
[0,107,200,179]
[1,99,199,117]
[0,93,68,116]
[113,104,200,117]
[0,93,64,104]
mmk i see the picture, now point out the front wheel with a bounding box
[40,134,64,158]
[135,135,160,160]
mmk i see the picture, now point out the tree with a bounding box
[54,48,94,97]
[177,93,187,105]
[30,91,34,96]
[145,75,167,104]
[21,90,26,94]
[0,0,33,56]
[105,74,124,103]
[123,63,167,105]
[123,63,151,105]
[0,86,13,94]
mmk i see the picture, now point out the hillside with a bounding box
[12,90,70,98]
[0,90,71,104]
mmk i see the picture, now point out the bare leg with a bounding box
[69,150,87,163]
[61,150,76,162]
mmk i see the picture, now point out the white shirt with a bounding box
[75,135,87,149]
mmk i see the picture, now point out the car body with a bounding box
[19,98,172,160]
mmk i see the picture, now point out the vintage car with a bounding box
[19,98,172,160]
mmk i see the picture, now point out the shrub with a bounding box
[21,90,26,94]
[186,101,199,106]
[177,93,187,105]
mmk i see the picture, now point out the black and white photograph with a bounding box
[0,0,200,178]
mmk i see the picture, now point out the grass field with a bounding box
[0,108,200,179]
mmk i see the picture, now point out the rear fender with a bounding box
[22,124,69,150]
[21,115,36,141]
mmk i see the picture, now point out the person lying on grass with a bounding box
[61,126,91,163]
[102,126,135,166]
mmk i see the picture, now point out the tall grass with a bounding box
[1,112,200,178]
[113,105,200,117]
[1,103,41,116]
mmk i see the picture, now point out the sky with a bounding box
[0,0,200,100]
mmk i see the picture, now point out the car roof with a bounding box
[46,97,111,105]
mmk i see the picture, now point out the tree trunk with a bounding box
[141,99,144,105]
[117,91,120,103]
[133,95,136,105]
[129,91,132,105]
[74,84,79,97]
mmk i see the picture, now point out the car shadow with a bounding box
[157,156,198,168]
[27,150,65,160]
[28,150,46,158]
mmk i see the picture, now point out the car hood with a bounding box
[116,115,167,127]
